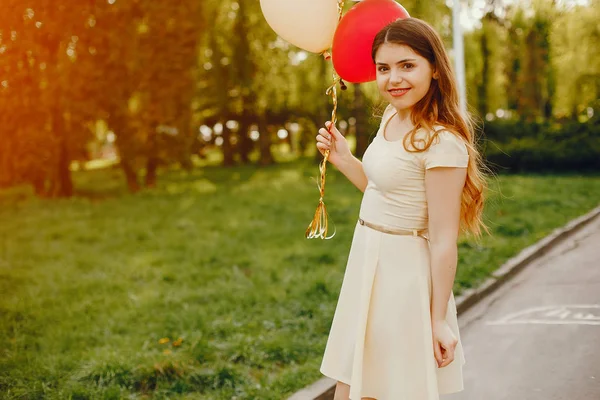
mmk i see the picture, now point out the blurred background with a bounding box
[1,0,598,194]
[0,0,598,399]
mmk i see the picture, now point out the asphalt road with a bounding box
[444,215,600,400]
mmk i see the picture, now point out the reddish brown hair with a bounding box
[372,17,488,237]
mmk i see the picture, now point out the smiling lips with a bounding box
[389,88,411,97]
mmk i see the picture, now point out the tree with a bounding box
[0,1,95,196]
[550,0,600,119]
[86,0,203,190]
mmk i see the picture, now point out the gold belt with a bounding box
[358,218,429,239]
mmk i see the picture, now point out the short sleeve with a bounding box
[381,104,395,124]
[423,130,469,169]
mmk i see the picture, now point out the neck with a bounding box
[395,107,412,122]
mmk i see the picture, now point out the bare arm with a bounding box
[425,166,466,322]
[335,154,368,193]
[425,165,466,368]
[316,121,368,192]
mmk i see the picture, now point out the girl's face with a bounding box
[375,43,436,112]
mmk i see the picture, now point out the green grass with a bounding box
[0,161,599,399]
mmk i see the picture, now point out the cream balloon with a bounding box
[260,0,340,53]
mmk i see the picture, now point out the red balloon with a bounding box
[332,0,410,83]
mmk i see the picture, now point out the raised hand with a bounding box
[315,121,352,167]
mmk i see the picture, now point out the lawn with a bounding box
[1,161,599,399]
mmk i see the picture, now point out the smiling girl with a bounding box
[316,18,488,400]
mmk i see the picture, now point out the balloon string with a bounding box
[305,74,341,240]
[306,0,345,240]
[321,1,345,60]
[336,0,345,19]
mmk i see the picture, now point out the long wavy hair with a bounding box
[372,18,489,238]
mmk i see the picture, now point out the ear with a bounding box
[432,71,439,80]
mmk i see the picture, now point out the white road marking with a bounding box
[486,305,600,326]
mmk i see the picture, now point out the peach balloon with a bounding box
[260,0,340,53]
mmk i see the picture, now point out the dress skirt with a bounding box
[320,221,466,400]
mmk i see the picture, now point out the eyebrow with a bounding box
[375,58,417,65]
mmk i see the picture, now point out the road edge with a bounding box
[287,205,600,400]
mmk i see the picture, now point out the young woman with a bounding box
[316,18,487,400]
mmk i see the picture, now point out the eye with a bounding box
[377,66,389,72]
[402,63,415,70]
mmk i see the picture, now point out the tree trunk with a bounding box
[145,157,159,188]
[145,130,159,188]
[523,28,543,121]
[108,111,141,193]
[506,27,520,112]
[56,135,73,197]
[121,159,140,193]
[50,104,73,197]
[297,121,311,156]
[178,108,194,171]
[237,117,252,164]
[478,24,490,117]
[542,22,554,120]
[221,125,235,166]
[353,83,369,158]
[32,176,47,197]
[258,118,274,166]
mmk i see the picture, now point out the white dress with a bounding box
[319,105,468,400]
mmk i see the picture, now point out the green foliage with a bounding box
[483,117,600,172]
[0,1,204,194]
[1,165,599,398]
[464,0,598,121]
[0,1,98,195]
[2,0,599,196]
[550,0,600,118]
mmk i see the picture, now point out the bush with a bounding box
[481,117,600,172]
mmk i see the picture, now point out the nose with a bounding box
[390,69,403,84]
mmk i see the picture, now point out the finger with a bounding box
[318,128,332,141]
[325,121,342,139]
[441,338,457,351]
[440,342,455,367]
[433,342,443,367]
[316,135,331,146]
[316,142,330,154]
[316,142,331,152]
[440,354,454,368]
[319,128,333,140]
[316,144,326,156]
[444,345,456,364]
